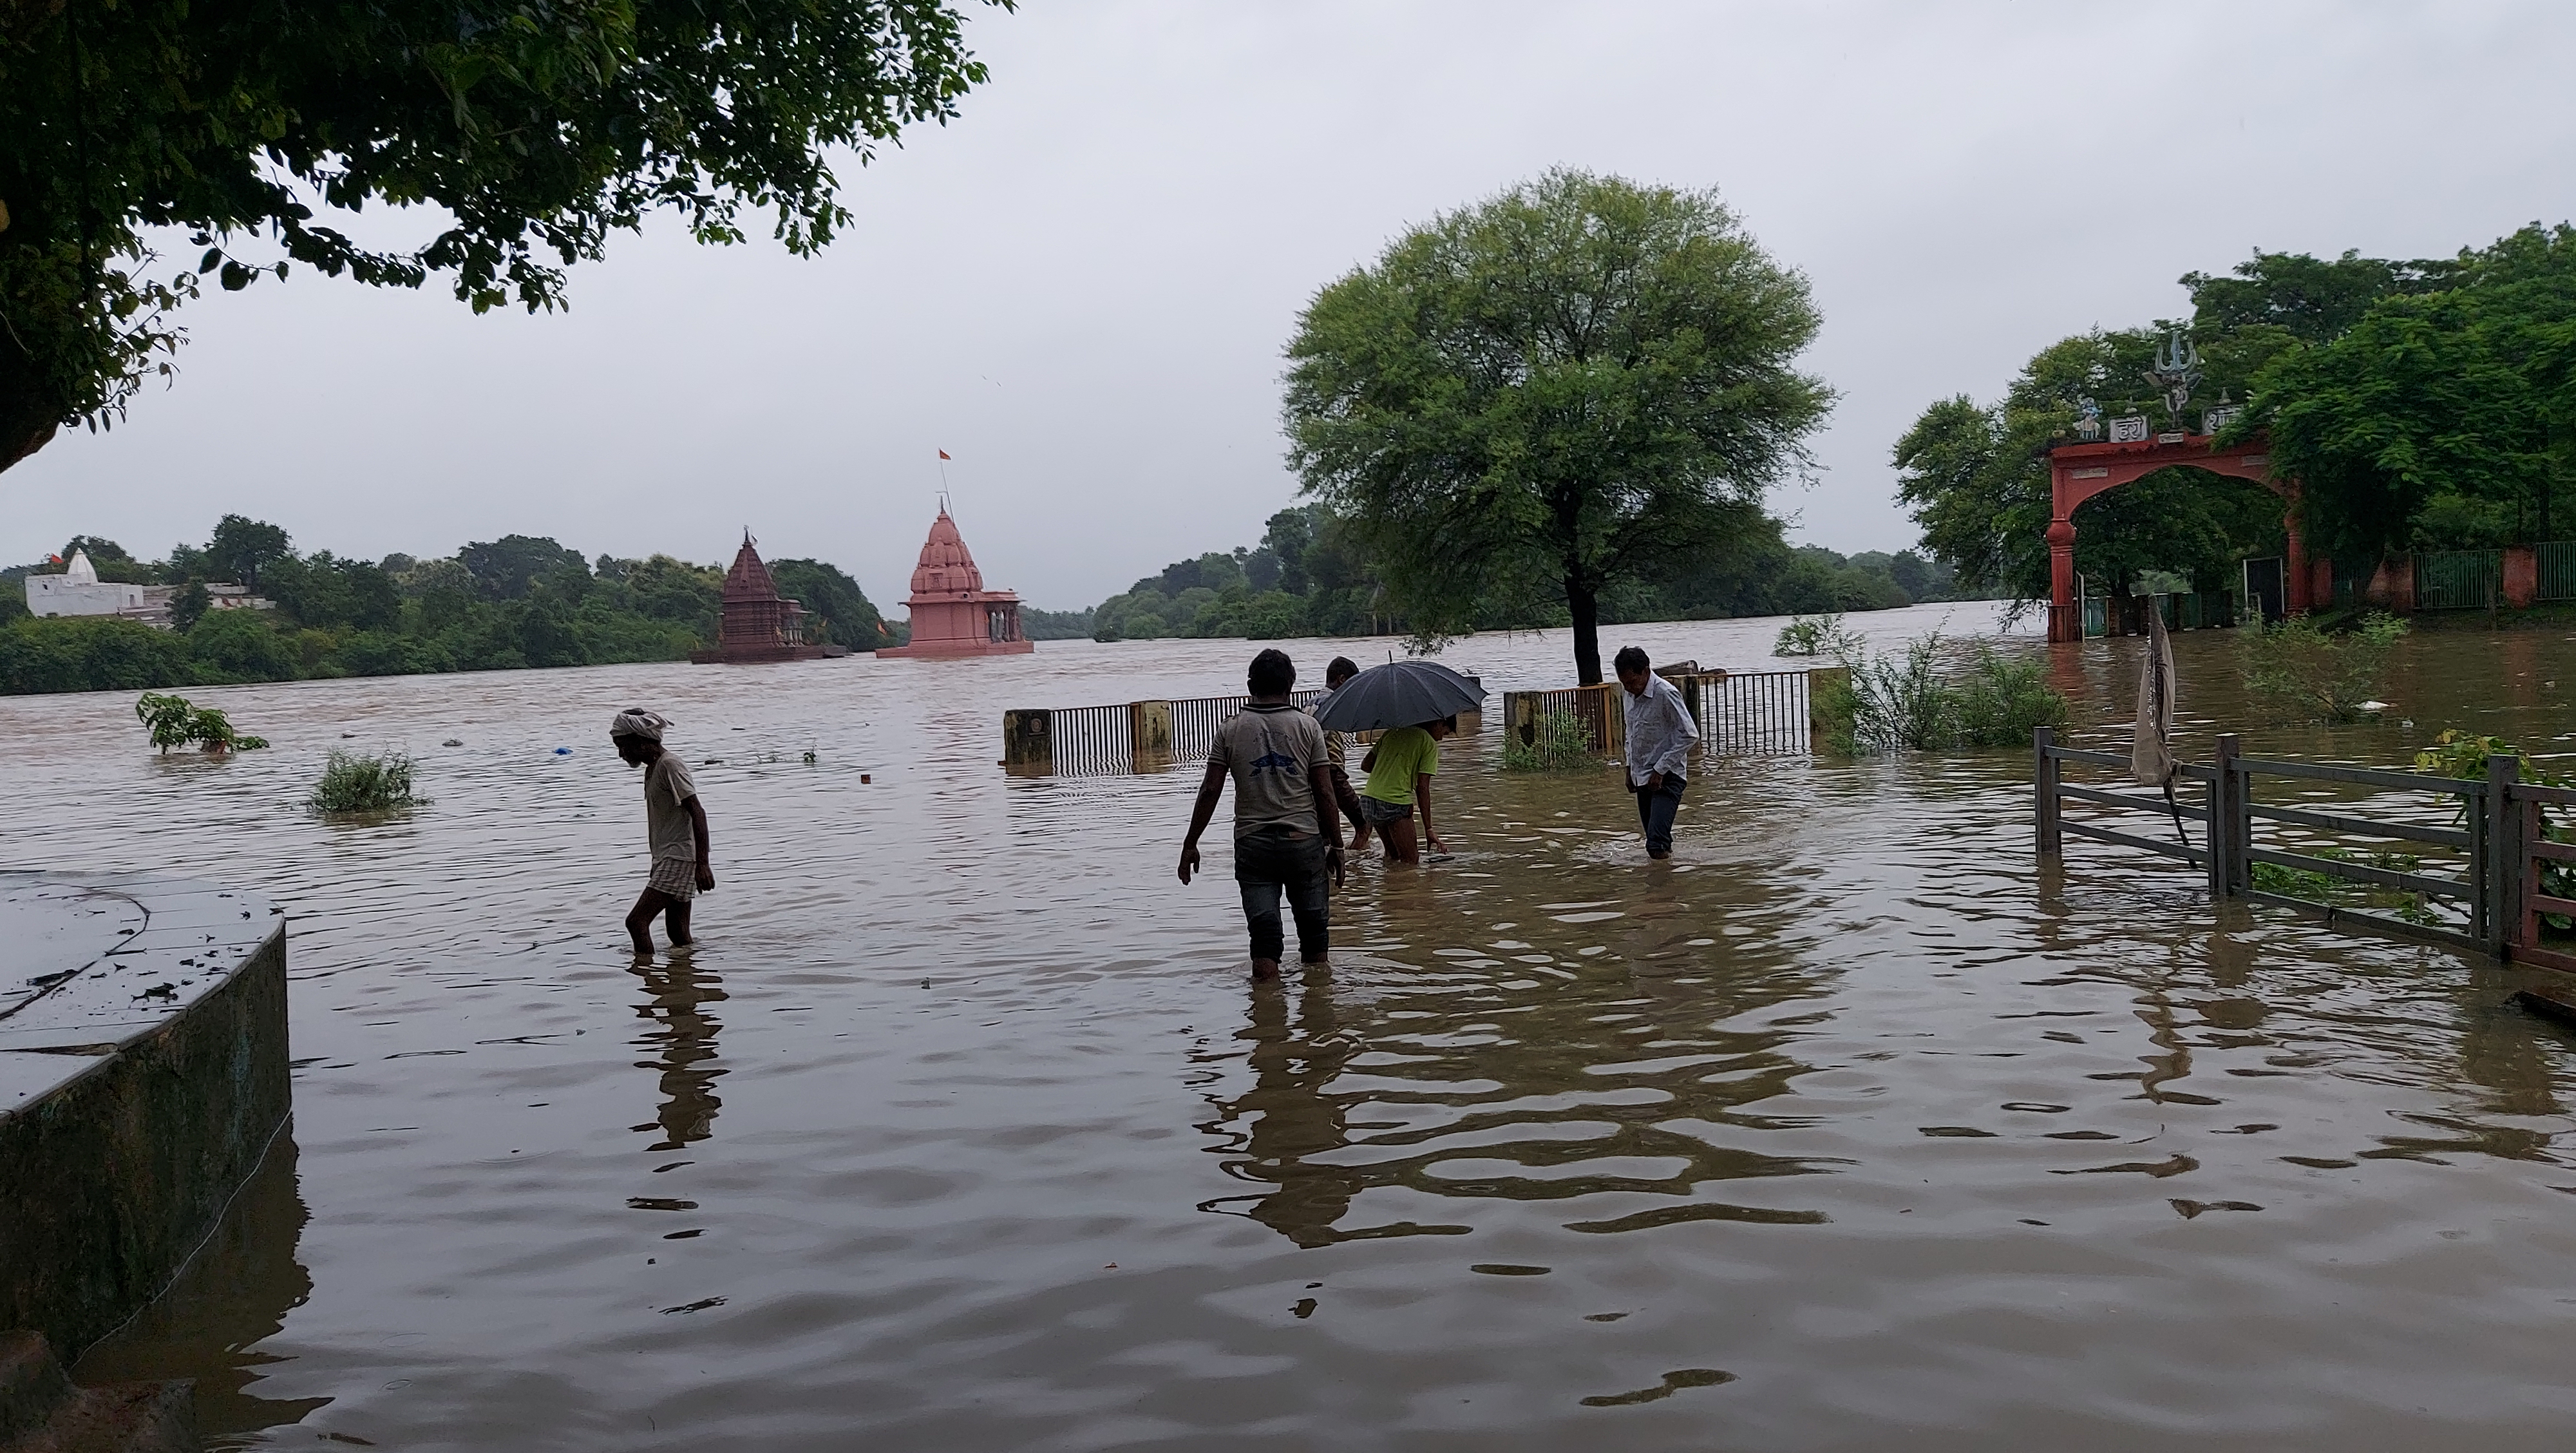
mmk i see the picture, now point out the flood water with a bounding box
[17,602,2576,1450]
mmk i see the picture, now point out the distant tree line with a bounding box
[0,517,896,694]
[1088,504,1970,643]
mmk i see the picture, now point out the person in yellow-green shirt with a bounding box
[1358,715,1455,866]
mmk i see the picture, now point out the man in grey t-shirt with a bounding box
[1180,649,1343,980]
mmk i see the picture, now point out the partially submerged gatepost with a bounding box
[2488,753,2523,959]
[1130,701,1174,770]
[2210,734,2244,898]
[1001,710,1052,770]
[1808,667,1851,754]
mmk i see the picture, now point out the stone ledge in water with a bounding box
[0,871,290,1371]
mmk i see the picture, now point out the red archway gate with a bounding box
[2045,433,2311,643]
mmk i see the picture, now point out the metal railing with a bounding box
[2539,542,2576,602]
[1500,670,1819,760]
[2416,549,2503,611]
[2035,728,2564,962]
[1005,687,1419,777]
[1693,670,1812,755]
[1168,690,1323,762]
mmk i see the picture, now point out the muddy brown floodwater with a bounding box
[15,602,2576,1451]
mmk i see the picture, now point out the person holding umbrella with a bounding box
[1615,645,1698,860]
[1180,649,1343,980]
[1359,716,1453,865]
[1312,658,1487,868]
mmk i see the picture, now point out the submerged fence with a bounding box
[2035,727,2575,964]
[1005,666,1823,777]
[1498,669,1824,759]
[1004,689,1329,775]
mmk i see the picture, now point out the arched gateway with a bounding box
[2045,432,2309,643]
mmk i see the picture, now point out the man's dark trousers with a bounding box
[1235,826,1331,962]
[1633,774,1686,858]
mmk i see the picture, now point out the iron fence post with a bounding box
[2212,734,2242,896]
[2488,754,2522,958]
[2034,726,2060,859]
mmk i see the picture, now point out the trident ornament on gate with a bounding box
[2143,328,2202,432]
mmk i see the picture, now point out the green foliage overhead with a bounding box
[1283,169,1832,684]
[0,0,1009,471]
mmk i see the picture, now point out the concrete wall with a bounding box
[0,875,289,1362]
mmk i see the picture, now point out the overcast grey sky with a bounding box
[10,1,2574,609]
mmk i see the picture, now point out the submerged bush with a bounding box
[2243,612,2407,724]
[1946,645,2072,746]
[309,750,424,814]
[1773,613,1862,659]
[1818,636,2071,754]
[135,692,269,753]
[1837,636,1949,752]
[1504,708,1598,772]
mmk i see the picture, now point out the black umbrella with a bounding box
[1313,659,1486,732]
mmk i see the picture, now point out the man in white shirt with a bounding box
[1614,645,1698,860]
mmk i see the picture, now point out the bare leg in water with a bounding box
[627,889,693,954]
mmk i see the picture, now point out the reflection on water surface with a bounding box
[19,605,2576,1450]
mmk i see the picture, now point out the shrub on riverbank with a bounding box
[309,751,423,814]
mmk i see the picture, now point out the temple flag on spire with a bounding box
[938,450,951,459]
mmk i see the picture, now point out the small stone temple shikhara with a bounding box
[690,533,847,663]
[876,506,1033,658]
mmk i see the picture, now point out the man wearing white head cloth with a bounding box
[612,708,714,953]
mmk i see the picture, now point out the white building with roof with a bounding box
[19,550,276,628]
[24,550,162,621]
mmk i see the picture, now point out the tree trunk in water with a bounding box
[1569,576,1602,685]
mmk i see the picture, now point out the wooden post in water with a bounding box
[2034,726,2060,859]
[1130,700,1174,772]
[1001,709,1052,770]
[2488,753,2522,957]
[2212,733,2242,897]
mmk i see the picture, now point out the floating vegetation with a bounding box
[1502,708,1598,772]
[135,691,268,754]
[309,750,424,815]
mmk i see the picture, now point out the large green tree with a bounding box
[0,0,1005,473]
[2240,225,2576,561]
[1283,169,1831,684]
